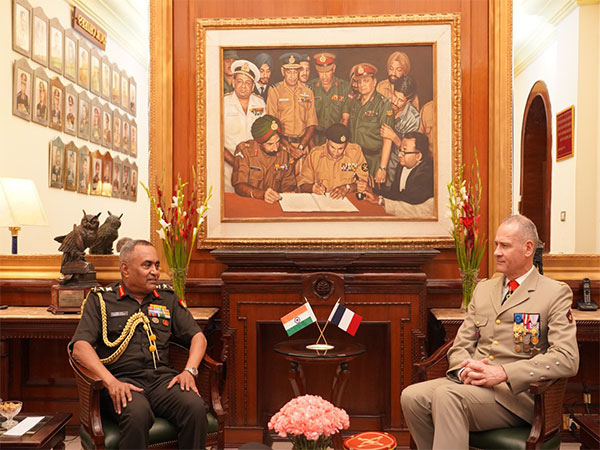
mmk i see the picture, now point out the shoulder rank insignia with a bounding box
[156,283,174,291]
[118,285,125,298]
[152,289,160,298]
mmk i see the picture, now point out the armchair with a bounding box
[69,342,226,449]
[413,339,567,450]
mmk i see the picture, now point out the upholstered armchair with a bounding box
[69,342,226,449]
[413,339,567,450]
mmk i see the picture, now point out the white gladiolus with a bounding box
[156,228,166,240]
[159,218,170,229]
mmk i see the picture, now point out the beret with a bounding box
[326,123,350,144]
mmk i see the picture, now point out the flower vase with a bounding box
[169,267,188,300]
[459,268,479,311]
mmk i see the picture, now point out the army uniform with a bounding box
[343,91,394,177]
[266,81,318,141]
[309,77,351,145]
[401,269,579,449]
[69,282,207,449]
[232,139,296,194]
[298,142,368,192]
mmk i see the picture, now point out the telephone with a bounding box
[576,277,598,311]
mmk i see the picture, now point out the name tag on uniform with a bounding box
[111,311,128,317]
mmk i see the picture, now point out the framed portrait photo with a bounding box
[121,159,130,199]
[121,116,130,154]
[90,97,102,144]
[64,83,78,136]
[101,151,113,197]
[111,62,120,106]
[112,156,122,199]
[77,39,90,90]
[12,0,32,58]
[49,136,65,189]
[196,14,461,248]
[90,47,101,95]
[32,67,49,126]
[129,162,138,202]
[64,29,78,82]
[78,145,91,194]
[64,141,78,191]
[31,7,48,66]
[112,110,122,151]
[101,55,111,101]
[120,69,129,111]
[49,77,64,131]
[48,18,64,75]
[13,58,33,121]
[129,119,137,158]
[129,77,136,116]
[90,150,103,196]
[102,104,113,148]
[77,91,91,140]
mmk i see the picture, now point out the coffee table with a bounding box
[0,413,71,449]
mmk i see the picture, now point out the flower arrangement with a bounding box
[447,150,486,310]
[141,172,212,300]
[268,395,350,450]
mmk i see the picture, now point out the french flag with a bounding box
[328,303,362,336]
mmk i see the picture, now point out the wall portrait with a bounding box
[102,105,113,148]
[129,77,136,116]
[121,117,130,154]
[129,162,138,202]
[120,69,129,110]
[48,18,64,75]
[49,77,64,131]
[77,40,90,90]
[196,15,461,248]
[121,159,130,199]
[101,151,113,197]
[64,141,78,191]
[48,136,65,189]
[112,111,122,151]
[130,119,137,157]
[90,97,102,144]
[64,83,78,136]
[91,150,103,196]
[78,145,91,194]
[13,58,33,121]
[112,156,122,199]
[90,47,101,95]
[12,0,31,58]
[101,55,111,101]
[32,67,49,126]
[31,7,48,66]
[64,29,77,82]
[78,91,91,140]
[111,62,120,105]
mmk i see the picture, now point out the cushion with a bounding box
[469,426,561,450]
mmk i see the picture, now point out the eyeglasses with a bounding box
[398,151,420,156]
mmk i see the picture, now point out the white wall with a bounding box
[0,0,149,255]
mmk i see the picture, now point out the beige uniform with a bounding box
[401,270,579,449]
[266,82,318,138]
[297,143,368,191]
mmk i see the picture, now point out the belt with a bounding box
[285,136,303,144]
[361,147,381,155]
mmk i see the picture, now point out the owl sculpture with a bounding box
[54,210,101,273]
[90,212,123,255]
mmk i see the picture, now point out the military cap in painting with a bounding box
[231,59,260,83]
[352,63,377,79]
[223,49,239,60]
[326,123,350,144]
[251,114,281,143]
[313,52,337,72]
[279,52,302,69]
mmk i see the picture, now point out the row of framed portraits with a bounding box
[12,0,137,116]
[49,137,138,201]
[13,58,138,157]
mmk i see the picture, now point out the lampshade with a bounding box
[0,178,48,227]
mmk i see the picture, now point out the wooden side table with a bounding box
[573,415,600,450]
[0,413,71,449]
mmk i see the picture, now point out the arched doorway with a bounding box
[520,81,552,251]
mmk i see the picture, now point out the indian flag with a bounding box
[281,303,317,336]
[328,303,362,336]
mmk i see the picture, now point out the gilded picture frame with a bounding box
[195,14,462,248]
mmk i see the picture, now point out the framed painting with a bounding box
[121,116,130,155]
[31,7,48,66]
[111,62,120,106]
[64,83,78,136]
[121,158,131,199]
[112,156,122,199]
[120,69,129,111]
[64,141,78,191]
[101,151,113,197]
[112,110,122,151]
[12,0,31,58]
[48,18,64,75]
[195,14,461,248]
[129,76,136,116]
[90,47,101,95]
[32,67,49,126]
[101,55,111,101]
[49,136,65,189]
[78,145,91,194]
[64,29,78,82]
[49,76,64,131]
[90,149,103,196]
[90,96,102,144]
[13,58,33,121]
[77,39,90,91]
[129,161,138,202]
[102,104,113,148]
[78,91,91,140]
[130,119,137,158]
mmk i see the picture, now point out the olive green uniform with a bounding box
[232,139,297,194]
[309,76,351,145]
[69,282,207,450]
[343,91,394,176]
[224,78,233,95]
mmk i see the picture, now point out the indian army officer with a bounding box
[266,52,318,170]
[232,114,297,204]
[70,239,208,449]
[298,123,368,199]
[309,52,351,146]
[376,50,420,109]
[222,49,239,94]
[341,63,394,185]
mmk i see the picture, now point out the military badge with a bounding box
[274,164,288,171]
[513,313,540,354]
[364,110,376,117]
[178,298,187,308]
[250,107,264,116]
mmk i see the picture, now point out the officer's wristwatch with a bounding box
[185,367,198,377]
[298,144,305,151]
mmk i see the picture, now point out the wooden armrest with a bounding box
[526,378,568,450]
[414,339,453,382]
[528,379,559,395]
[69,352,105,390]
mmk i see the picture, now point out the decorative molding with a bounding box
[0,254,120,280]
[542,254,600,280]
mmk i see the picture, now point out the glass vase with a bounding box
[459,268,479,311]
[169,267,188,300]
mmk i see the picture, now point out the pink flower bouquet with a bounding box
[268,395,350,450]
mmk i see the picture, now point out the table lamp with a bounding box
[0,178,48,254]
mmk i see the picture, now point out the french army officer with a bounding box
[232,114,297,204]
[70,239,208,449]
[401,215,579,449]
